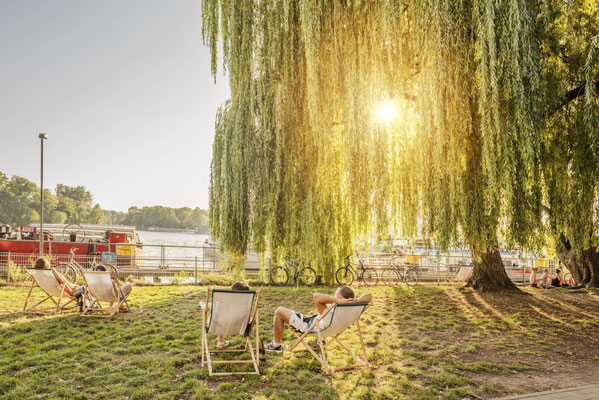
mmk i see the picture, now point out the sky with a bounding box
[0,0,230,212]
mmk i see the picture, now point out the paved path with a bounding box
[495,384,599,399]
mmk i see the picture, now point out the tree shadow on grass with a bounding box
[531,290,599,319]
[462,288,588,329]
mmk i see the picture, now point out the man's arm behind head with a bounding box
[313,290,372,314]
[355,293,372,304]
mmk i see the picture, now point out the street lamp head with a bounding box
[38,133,48,139]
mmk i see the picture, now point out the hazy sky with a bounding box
[0,0,230,211]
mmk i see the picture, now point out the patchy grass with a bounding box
[1,284,599,399]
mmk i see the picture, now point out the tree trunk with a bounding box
[556,236,599,288]
[465,248,520,292]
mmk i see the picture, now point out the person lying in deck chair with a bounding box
[94,265,132,310]
[35,257,79,293]
[24,258,80,314]
[264,286,372,352]
[36,257,96,311]
[201,281,250,348]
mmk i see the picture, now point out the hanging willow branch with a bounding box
[202,0,572,278]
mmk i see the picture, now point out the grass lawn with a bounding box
[1,283,599,399]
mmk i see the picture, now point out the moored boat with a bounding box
[0,223,145,266]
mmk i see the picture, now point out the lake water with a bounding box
[137,230,211,247]
[136,230,211,259]
[135,231,214,283]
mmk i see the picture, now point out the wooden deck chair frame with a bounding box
[288,303,370,375]
[80,271,130,318]
[23,267,77,315]
[201,288,261,376]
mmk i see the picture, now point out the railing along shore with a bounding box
[0,241,557,286]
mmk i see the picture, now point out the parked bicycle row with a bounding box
[269,255,419,286]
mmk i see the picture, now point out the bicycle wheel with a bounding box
[299,266,317,286]
[404,268,419,286]
[335,267,354,286]
[94,263,119,281]
[380,268,401,286]
[270,266,289,286]
[54,263,78,283]
[361,268,379,286]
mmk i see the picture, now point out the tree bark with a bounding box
[465,248,521,292]
[555,236,599,288]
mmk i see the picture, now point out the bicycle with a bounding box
[269,256,317,286]
[380,256,419,286]
[335,255,378,286]
[54,248,119,283]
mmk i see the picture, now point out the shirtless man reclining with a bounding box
[264,286,372,352]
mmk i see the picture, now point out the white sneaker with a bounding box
[265,342,282,352]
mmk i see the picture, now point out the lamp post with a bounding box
[39,133,48,256]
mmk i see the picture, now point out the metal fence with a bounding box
[0,242,268,284]
[354,251,556,285]
[0,242,558,286]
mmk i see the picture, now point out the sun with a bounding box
[376,100,397,124]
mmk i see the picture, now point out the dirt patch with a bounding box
[428,287,599,397]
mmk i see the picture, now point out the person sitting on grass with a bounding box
[94,265,133,310]
[264,286,372,352]
[529,266,540,288]
[551,269,569,288]
[200,281,251,348]
[540,268,553,288]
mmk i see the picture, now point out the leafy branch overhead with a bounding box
[203,0,598,282]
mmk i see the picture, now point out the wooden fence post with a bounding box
[195,256,198,284]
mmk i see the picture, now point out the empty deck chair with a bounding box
[201,288,261,376]
[81,270,130,317]
[23,267,77,314]
[288,302,370,374]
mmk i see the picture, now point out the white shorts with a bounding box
[289,313,317,333]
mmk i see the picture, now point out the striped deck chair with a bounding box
[288,302,370,375]
[81,271,130,317]
[23,267,77,314]
[201,288,261,376]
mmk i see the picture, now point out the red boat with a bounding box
[0,223,144,266]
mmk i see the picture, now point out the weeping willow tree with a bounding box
[540,1,599,287]
[203,0,547,290]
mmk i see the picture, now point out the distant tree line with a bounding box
[0,171,209,233]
